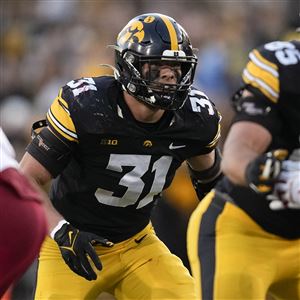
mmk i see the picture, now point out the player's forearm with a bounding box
[221,145,257,186]
[25,183,64,233]
[38,192,65,233]
[20,153,65,233]
[221,122,272,186]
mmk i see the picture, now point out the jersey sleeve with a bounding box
[242,47,279,103]
[233,45,283,135]
[187,88,222,154]
[232,93,281,136]
[25,85,78,177]
[46,88,78,143]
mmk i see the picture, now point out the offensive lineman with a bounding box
[187,40,300,299]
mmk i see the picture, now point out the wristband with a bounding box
[50,219,69,239]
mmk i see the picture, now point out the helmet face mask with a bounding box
[113,13,198,110]
[142,62,182,86]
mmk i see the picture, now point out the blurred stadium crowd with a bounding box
[1,1,299,299]
[2,1,298,156]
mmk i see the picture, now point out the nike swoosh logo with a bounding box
[169,142,186,150]
[134,234,147,244]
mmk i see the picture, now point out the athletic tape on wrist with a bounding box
[50,219,69,239]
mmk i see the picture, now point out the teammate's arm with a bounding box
[222,121,272,186]
[222,89,288,194]
[187,147,222,200]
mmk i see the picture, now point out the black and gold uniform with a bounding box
[22,13,223,300]
[29,76,220,242]
[220,40,300,239]
[187,40,300,299]
[28,76,220,299]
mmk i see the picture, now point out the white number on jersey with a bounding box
[67,77,97,97]
[189,90,215,115]
[264,41,300,66]
[95,155,172,209]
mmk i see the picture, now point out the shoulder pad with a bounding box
[241,40,300,104]
[47,76,117,141]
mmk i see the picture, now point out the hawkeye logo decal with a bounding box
[119,16,155,44]
[119,21,145,44]
[143,140,153,147]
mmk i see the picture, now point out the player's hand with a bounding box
[246,149,288,194]
[54,223,114,281]
[267,160,300,210]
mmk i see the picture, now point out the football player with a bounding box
[187,40,300,299]
[20,13,222,299]
[0,128,47,297]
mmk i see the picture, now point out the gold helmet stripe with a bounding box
[160,15,179,50]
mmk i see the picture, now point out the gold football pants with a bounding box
[187,191,300,300]
[34,223,196,300]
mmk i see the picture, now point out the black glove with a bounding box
[54,223,113,281]
[245,149,288,194]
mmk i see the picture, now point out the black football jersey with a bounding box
[30,76,221,242]
[217,40,300,239]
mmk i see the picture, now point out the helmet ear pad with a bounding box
[114,13,198,110]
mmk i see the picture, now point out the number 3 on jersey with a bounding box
[189,90,215,115]
[95,155,172,209]
[67,77,97,97]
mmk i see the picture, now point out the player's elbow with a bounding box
[20,153,52,186]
